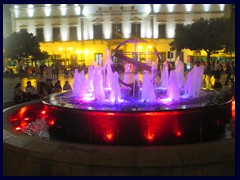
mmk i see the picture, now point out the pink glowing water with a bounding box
[72,53,204,104]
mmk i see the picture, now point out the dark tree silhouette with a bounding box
[3,29,49,63]
[171,17,235,62]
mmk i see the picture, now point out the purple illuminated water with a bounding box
[142,71,156,102]
[72,54,206,105]
[168,70,180,101]
[184,63,204,98]
[160,60,169,89]
[175,57,185,90]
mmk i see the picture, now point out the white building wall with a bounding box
[44,18,52,42]
[122,14,131,38]
[77,19,82,41]
[166,15,175,38]
[28,19,35,35]
[103,14,111,39]
[153,15,158,39]
[61,18,68,41]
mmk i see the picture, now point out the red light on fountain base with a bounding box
[48,120,55,126]
[176,131,182,137]
[146,134,154,141]
[15,127,21,131]
[105,133,114,141]
[231,99,235,122]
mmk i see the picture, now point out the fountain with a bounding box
[8,39,233,146]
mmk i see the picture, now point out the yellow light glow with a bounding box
[68,47,72,51]
[167,4,175,13]
[59,47,63,51]
[203,4,210,12]
[153,4,160,13]
[74,6,81,15]
[84,49,89,55]
[138,46,142,50]
[104,29,111,39]
[82,6,89,16]
[76,50,81,54]
[27,4,34,17]
[148,45,152,49]
[60,4,67,16]
[145,4,151,14]
[219,4,225,11]
[61,32,68,41]
[44,5,51,17]
[185,4,193,12]
[28,4,34,9]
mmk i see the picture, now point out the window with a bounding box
[93,24,103,39]
[112,23,122,39]
[36,28,44,42]
[69,26,77,41]
[167,51,174,59]
[158,24,166,38]
[52,27,60,41]
[131,23,141,38]
[95,53,103,65]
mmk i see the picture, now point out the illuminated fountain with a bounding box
[9,39,233,146]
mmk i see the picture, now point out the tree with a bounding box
[171,17,235,62]
[3,29,49,63]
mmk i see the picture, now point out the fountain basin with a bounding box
[25,89,233,146]
[4,101,235,175]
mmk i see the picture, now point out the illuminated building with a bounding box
[9,4,233,66]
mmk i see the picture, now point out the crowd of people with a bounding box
[13,64,73,104]
[159,59,235,90]
[13,81,40,104]
[12,60,234,104]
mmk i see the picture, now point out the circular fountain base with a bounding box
[23,89,233,146]
[3,99,235,175]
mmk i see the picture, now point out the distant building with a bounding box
[3,4,12,38]
[8,4,233,67]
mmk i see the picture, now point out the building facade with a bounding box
[9,4,232,67]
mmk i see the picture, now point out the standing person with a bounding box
[45,66,53,83]
[13,83,27,103]
[63,81,72,91]
[43,79,54,96]
[231,61,235,77]
[63,67,69,78]
[54,80,62,93]
[204,61,213,90]
[55,64,59,79]
[224,62,233,86]
[25,81,40,100]
[51,64,56,78]
[213,61,222,88]
[40,64,44,77]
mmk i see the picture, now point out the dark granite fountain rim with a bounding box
[42,89,233,112]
